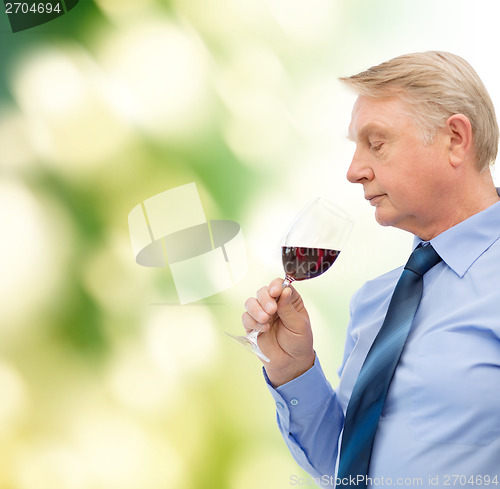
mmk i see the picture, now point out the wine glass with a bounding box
[227,197,353,362]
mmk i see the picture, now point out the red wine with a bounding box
[282,246,340,281]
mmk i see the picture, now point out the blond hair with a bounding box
[340,51,499,170]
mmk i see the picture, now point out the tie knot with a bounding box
[404,244,442,276]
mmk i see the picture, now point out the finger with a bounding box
[268,277,287,300]
[276,286,307,333]
[277,285,293,310]
[244,296,271,324]
[256,286,278,315]
[242,311,268,334]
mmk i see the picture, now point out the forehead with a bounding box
[348,95,415,141]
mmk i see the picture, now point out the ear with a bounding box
[445,114,473,168]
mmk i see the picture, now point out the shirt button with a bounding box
[276,402,284,409]
[290,398,299,406]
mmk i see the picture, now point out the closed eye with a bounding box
[370,142,384,151]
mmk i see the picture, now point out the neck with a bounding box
[416,167,499,241]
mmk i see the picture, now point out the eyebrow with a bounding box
[347,123,392,143]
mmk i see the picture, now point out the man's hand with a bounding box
[242,278,315,387]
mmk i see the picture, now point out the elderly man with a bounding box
[242,51,500,488]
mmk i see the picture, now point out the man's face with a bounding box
[346,95,452,239]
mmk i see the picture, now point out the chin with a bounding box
[374,208,400,228]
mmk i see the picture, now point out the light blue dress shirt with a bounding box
[265,200,500,488]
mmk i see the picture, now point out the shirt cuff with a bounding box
[263,355,335,429]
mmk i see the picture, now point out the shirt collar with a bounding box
[412,199,500,278]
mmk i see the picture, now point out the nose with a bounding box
[346,149,374,184]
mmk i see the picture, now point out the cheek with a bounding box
[384,178,413,207]
[383,155,434,205]
[379,182,422,224]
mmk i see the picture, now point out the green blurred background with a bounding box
[1,0,499,488]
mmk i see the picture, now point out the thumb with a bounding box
[276,286,305,332]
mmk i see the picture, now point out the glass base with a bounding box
[225,331,270,362]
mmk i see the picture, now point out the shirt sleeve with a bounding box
[262,286,366,481]
[263,356,344,479]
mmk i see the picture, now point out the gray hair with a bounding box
[340,51,499,170]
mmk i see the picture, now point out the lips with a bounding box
[365,194,385,205]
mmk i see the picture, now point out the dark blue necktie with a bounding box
[336,244,442,487]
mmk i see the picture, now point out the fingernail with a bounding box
[258,311,268,322]
[265,302,275,313]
